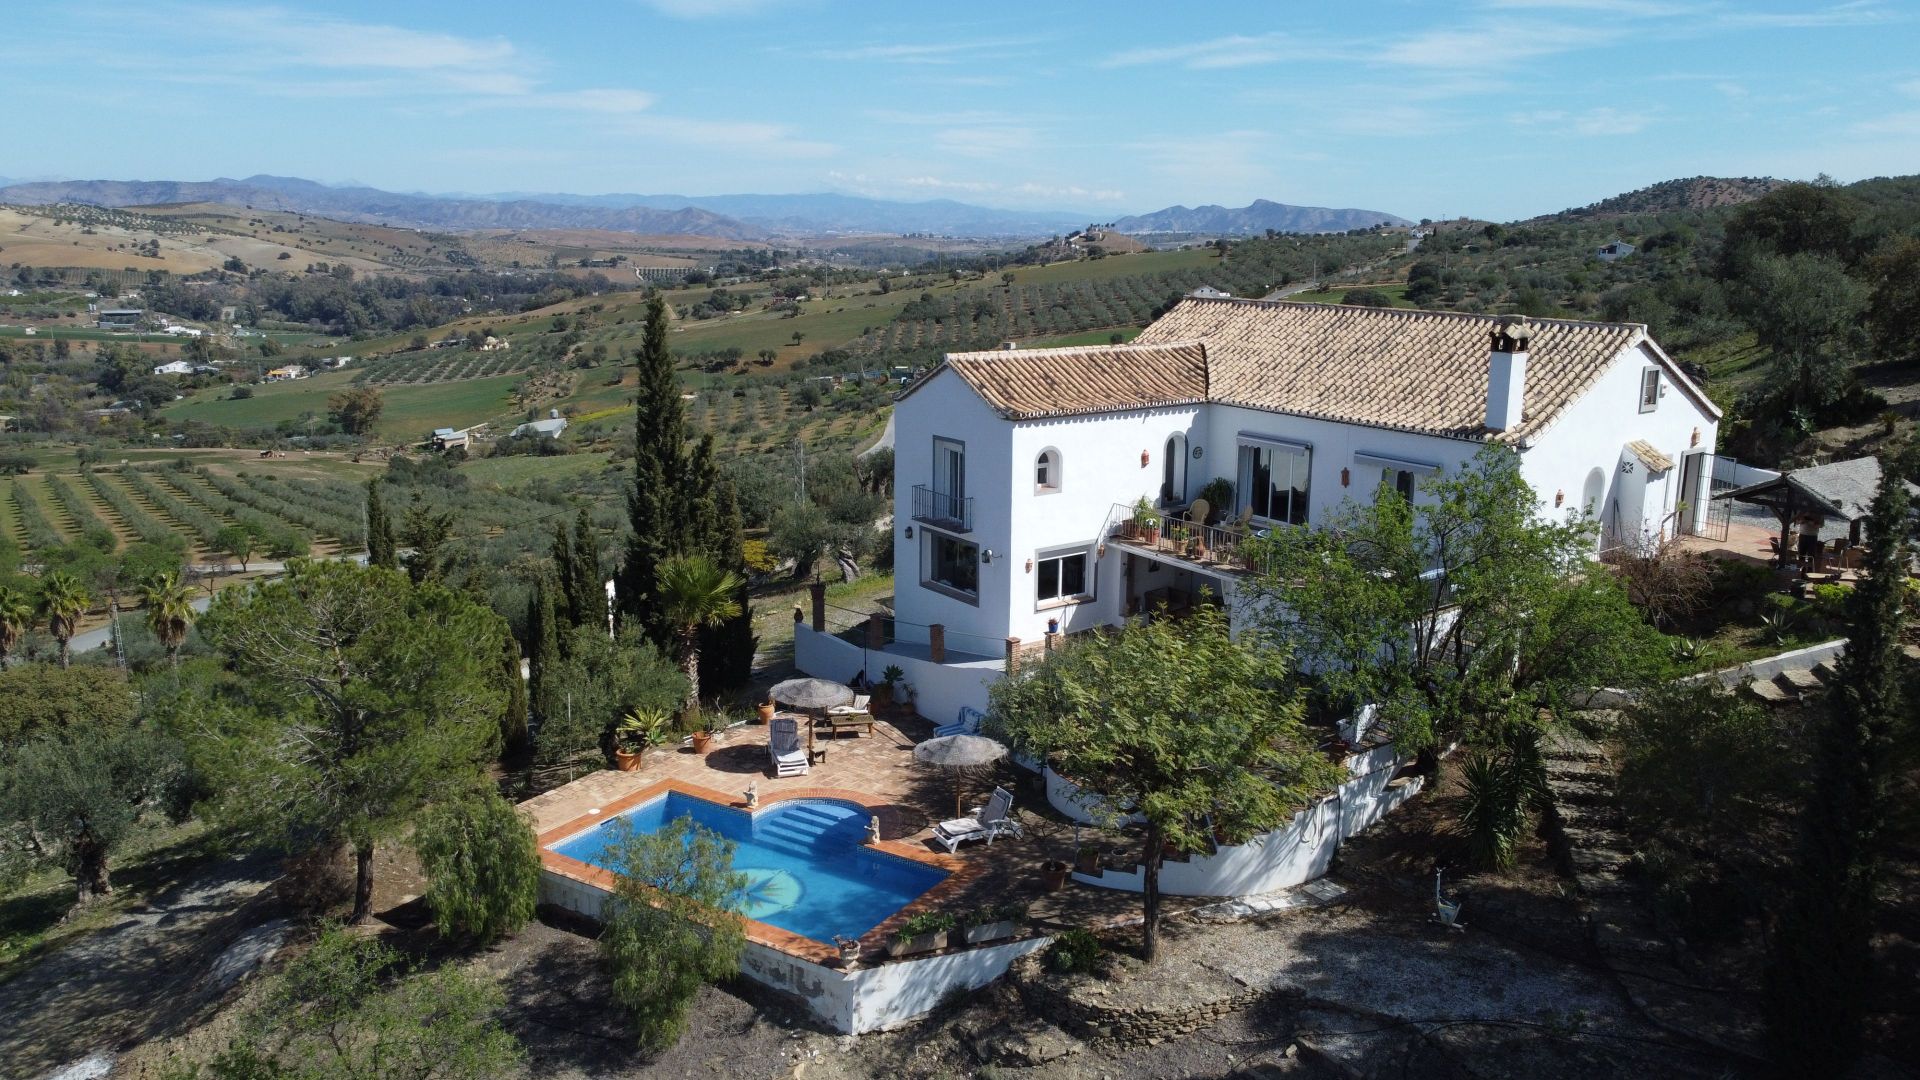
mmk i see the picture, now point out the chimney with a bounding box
[1485,316,1534,432]
[550,407,560,420]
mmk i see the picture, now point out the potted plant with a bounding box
[960,902,1027,946]
[1197,477,1234,522]
[1074,843,1101,875]
[873,664,905,707]
[888,911,956,957]
[1041,859,1071,892]
[690,714,719,754]
[613,707,670,771]
[1187,529,1208,559]
[1132,497,1159,545]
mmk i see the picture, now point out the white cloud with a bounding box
[1716,2,1897,29]
[933,126,1039,158]
[1481,0,1691,14]
[194,6,518,72]
[613,115,835,157]
[1102,32,1327,70]
[1511,106,1653,135]
[635,0,791,17]
[1378,23,1619,69]
[806,37,1044,65]
[827,171,1125,205]
[1849,110,1920,136]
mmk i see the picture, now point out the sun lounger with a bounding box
[768,716,809,777]
[932,786,1022,852]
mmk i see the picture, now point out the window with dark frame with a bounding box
[924,531,979,598]
[1639,368,1660,412]
[1237,441,1311,525]
[1036,551,1090,604]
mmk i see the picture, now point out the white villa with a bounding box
[795,296,1720,726]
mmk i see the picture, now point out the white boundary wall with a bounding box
[793,622,1004,727]
[1068,742,1420,898]
[539,868,1047,1033]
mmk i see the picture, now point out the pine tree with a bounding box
[366,479,397,570]
[1762,478,1909,1076]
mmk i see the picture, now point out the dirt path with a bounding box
[0,854,279,1080]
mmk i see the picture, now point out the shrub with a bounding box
[413,793,540,944]
[1045,927,1105,974]
[893,910,956,942]
[960,901,1027,928]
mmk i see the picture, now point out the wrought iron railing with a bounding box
[1101,502,1264,573]
[911,484,973,532]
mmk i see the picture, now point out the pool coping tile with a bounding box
[536,777,988,967]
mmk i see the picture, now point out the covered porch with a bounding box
[1099,501,1254,618]
[1714,456,1920,572]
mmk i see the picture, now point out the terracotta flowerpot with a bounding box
[691,731,712,754]
[1075,848,1101,875]
[613,747,644,771]
[1042,859,1071,892]
[756,702,775,724]
[1142,525,1160,546]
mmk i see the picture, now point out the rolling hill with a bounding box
[1110,198,1409,235]
[1549,176,1789,219]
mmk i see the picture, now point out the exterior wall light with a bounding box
[1340,467,1350,487]
[982,549,996,564]
[1024,557,1033,573]
[1141,449,1150,468]
[1555,489,1565,507]
[904,525,914,539]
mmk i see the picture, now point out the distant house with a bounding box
[0,414,17,433]
[98,309,144,330]
[510,410,569,439]
[431,427,470,451]
[152,360,195,376]
[264,365,307,381]
[479,335,511,352]
[1189,285,1233,299]
[162,325,204,337]
[315,355,354,369]
[1595,240,1635,262]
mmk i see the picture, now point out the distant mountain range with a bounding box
[0,174,1411,242]
[0,175,764,240]
[1109,199,1410,235]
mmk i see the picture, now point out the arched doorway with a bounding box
[1163,433,1187,505]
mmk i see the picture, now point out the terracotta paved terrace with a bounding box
[519,708,1170,956]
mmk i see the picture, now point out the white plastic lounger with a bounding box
[932,786,1022,852]
[768,716,809,777]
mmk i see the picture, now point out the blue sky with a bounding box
[3,0,1917,221]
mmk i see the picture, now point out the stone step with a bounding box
[1543,741,1608,764]
[1776,668,1823,694]
[1746,679,1793,704]
[1570,847,1634,875]
[1549,777,1616,805]
[1546,757,1612,780]
[1556,803,1622,831]
[1813,660,1843,682]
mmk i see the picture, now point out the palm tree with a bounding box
[139,571,196,669]
[655,554,743,721]
[38,572,92,669]
[0,585,34,670]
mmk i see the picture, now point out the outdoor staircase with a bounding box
[750,800,867,856]
[1741,661,1836,705]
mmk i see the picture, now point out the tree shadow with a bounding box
[701,742,769,775]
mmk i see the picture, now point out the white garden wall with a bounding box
[1070,742,1420,898]
[793,623,1003,728]
[540,865,1048,1034]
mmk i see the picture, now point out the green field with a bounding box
[1021,326,1144,348]
[166,370,521,441]
[1003,247,1216,285]
[458,451,617,486]
[1287,283,1414,307]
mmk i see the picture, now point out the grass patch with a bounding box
[1021,326,1143,348]
[1006,247,1216,286]
[1288,283,1413,307]
[459,451,616,487]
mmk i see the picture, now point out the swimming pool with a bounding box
[546,791,948,945]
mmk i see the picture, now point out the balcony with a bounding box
[1101,502,1266,575]
[912,484,973,532]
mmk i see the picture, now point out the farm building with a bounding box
[431,427,471,451]
[97,309,144,329]
[1595,239,1635,262]
[510,410,568,439]
[264,365,308,381]
[152,360,195,376]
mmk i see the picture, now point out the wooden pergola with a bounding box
[1714,457,1920,568]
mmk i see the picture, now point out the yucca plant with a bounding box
[1459,749,1529,872]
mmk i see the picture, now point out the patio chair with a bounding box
[827,693,871,719]
[933,705,985,738]
[767,716,809,777]
[932,786,1024,852]
[1186,498,1211,528]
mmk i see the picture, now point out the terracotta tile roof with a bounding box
[1626,439,1675,472]
[1133,297,1648,441]
[933,341,1209,420]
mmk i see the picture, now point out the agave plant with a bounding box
[1458,748,1530,872]
[1758,609,1796,646]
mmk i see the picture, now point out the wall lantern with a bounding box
[904,524,914,539]
[1024,557,1033,573]
[1141,449,1150,468]
[1340,467,1350,488]
[1554,489,1565,507]
[1690,426,1701,448]
[1096,542,1107,559]
[981,549,996,564]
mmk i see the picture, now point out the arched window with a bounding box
[1582,467,1607,518]
[1035,447,1062,493]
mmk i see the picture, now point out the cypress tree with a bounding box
[525,575,560,734]
[551,519,581,633]
[692,440,755,695]
[1762,477,1909,1076]
[565,507,602,635]
[365,479,397,570]
[500,628,529,762]
[615,297,686,647]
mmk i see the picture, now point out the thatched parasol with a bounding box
[913,734,1010,818]
[768,677,855,710]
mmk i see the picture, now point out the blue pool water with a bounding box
[548,792,947,944]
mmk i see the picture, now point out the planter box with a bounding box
[962,921,1018,946]
[888,930,949,957]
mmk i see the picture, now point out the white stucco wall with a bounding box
[1518,341,1718,545]
[793,623,1004,730]
[1069,742,1421,898]
[540,865,1048,1034]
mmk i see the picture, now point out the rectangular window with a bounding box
[1237,441,1311,525]
[1639,368,1660,413]
[1036,551,1090,604]
[1383,467,1416,501]
[923,531,979,599]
